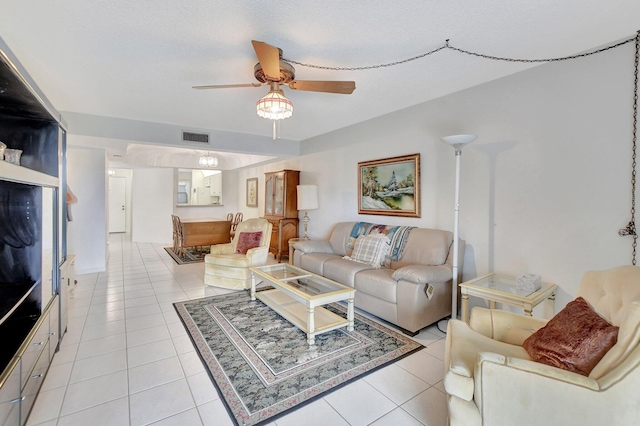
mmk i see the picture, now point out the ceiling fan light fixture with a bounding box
[256,89,293,120]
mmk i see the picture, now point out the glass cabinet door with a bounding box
[275,174,284,216]
[265,175,274,215]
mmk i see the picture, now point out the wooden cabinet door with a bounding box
[274,173,284,216]
[265,174,275,216]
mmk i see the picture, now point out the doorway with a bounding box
[109,176,127,233]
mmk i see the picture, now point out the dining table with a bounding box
[180,218,231,247]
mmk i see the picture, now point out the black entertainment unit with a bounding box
[0,36,68,426]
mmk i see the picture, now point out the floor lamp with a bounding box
[441,134,477,320]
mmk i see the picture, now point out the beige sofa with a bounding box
[292,222,463,335]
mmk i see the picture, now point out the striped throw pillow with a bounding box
[348,234,390,268]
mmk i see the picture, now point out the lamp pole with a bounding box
[441,134,477,320]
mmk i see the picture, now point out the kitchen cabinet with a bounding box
[205,173,222,197]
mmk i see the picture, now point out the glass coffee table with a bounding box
[250,263,355,345]
[459,273,557,323]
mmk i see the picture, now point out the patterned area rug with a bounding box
[164,247,209,264]
[174,290,423,426]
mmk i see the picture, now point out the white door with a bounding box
[109,176,126,233]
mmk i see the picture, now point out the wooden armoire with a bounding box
[264,170,299,262]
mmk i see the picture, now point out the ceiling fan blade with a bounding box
[287,80,356,94]
[251,40,281,81]
[192,83,263,90]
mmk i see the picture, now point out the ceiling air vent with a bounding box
[182,131,209,143]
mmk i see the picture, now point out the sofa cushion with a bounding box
[391,228,453,268]
[293,240,333,254]
[589,300,640,379]
[299,253,340,276]
[347,234,390,268]
[391,264,452,284]
[577,266,640,379]
[328,222,357,256]
[235,231,262,254]
[445,319,529,401]
[354,269,397,303]
[205,253,251,268]
[323,258,374,288]
[523,297,619,376]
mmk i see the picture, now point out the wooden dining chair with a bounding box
[171,215,178,253]
[226,212,234,222]
[172,215,186,257]
[230,212,243,239]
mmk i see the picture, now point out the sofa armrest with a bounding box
[391,264,452,284]
[293,240,334,254]
[246,245,270,265]
[475,352,600,423]
[469,307,548,346]
[210,243,234,255]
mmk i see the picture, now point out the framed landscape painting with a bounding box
[246,177,258,207]
[358,153,420,217]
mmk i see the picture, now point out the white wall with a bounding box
[131,168,174,244]
[67,146,108,274]
[236,41,636,311]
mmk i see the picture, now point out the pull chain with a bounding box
[619,31,639,265]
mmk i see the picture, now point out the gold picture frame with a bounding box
[358,153,420,217]
[246,177,258,207]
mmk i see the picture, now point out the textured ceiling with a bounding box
[1,0,639,143]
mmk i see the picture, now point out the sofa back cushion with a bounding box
[326,222,453,269]
[390,228,453,269]
[328,222,358,256]
[577,266,640,379]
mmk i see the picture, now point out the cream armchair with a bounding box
[444,266,640,426]
[204,218,272,290]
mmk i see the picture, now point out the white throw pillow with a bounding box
[346,234,390,268]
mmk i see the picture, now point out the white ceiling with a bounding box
[1,0,639,146]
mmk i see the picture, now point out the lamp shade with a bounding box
[297,185,319,210]
[256,89,293,120]
[441,134,477,150]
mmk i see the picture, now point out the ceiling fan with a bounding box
[193,40,356,138]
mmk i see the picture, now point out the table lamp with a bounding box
[297,185,319,240]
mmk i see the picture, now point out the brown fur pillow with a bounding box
[235,231,262,254]
[523,296,619,376]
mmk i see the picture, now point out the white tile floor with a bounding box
[27,234,450,426]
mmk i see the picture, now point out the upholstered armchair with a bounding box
[204,218,272,290]
[444,266,640,426]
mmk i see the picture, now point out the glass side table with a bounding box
[459,273,557,323]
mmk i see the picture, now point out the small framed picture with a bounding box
[246,177,258,207]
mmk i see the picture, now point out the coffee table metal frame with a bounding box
[250,263,355,345]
